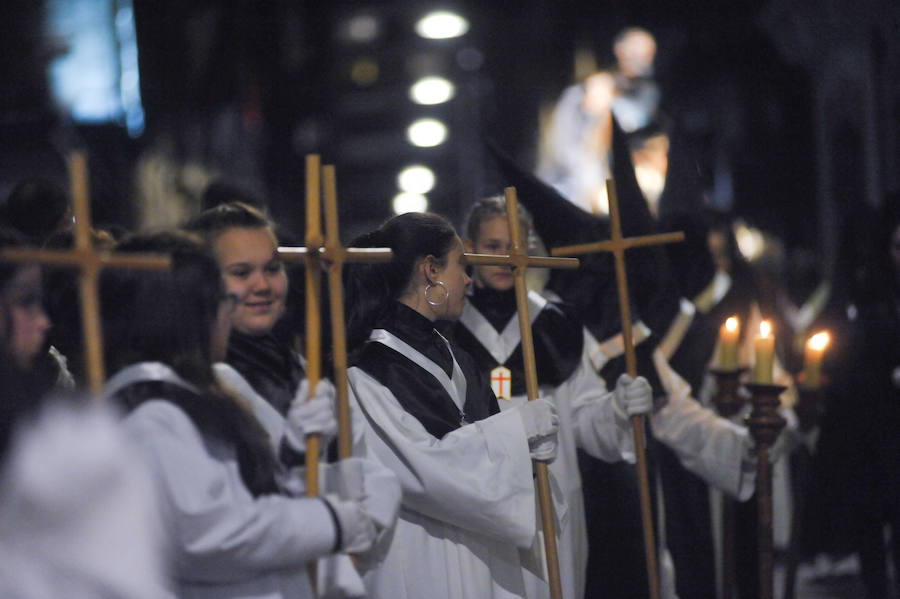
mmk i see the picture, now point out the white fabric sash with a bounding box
[459,289,547,365]
[657,297,697,361]
[583,321,653,373]
[692,270,731,314]
[369,328,468,413]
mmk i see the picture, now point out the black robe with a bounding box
[226,329,305,416]
[448,286,583,396]
[352,302,499,439]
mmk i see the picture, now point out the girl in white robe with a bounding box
[343,212,561,599]
[99,231,381,599]
[456,197,654,599]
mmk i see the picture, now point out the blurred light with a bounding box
[407,118,447,147]
[415,11,469,39]
[734,222,764,261]
[807,331,830,351]
[725,316,738,333]
[398,165,435,194]
[760,320,772,338]
[342,14,380,43]
[409,76,455,105]
[350,58,379,86]
[393,192,429,214]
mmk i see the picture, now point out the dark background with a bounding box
[1,0,898,270]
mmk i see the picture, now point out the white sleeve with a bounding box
[568,352,636,463]
[123,401,337,584]
[348,367,537,548]
[649,349,755,501]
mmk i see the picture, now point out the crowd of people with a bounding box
[0,23,898,599]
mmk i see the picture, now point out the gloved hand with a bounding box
[518,397,559,462]
[742,429,787,466]
[330,457,402,540]
[613,373,653,418]
[284,379,338,452]
[323,496,377,554]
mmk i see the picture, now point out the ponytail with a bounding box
[344,213,457,351]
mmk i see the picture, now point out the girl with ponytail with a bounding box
[343,212,561,599]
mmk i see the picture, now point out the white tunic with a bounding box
[459,293,636,599]
[214,362,403,598]
[108,362,339,599]
[347,331,538,599]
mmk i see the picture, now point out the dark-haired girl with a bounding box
[101,230,379,599]
[344,212,560,599]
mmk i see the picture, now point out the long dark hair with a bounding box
[344,212,458,351]
[0,225,51,462]
[101,230,279,496]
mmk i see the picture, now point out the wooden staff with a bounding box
[745,382,787,599]
[710,367,748,599]
[319,164,392,459]
[464,186,579,599]
[0,151,170,397]
[551,178,685,599]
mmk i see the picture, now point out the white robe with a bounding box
[347,330,538,599]
[214,362,403,598]
[108,362,339,599]
[459,293,636,599]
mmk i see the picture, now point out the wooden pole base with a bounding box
[745,382,787,599]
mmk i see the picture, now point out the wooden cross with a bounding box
[0,151,170,396]
[551,178,685,599]
[277,155,392,491]
[464,186,579,599]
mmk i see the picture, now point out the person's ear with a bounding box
[422,255,440,281]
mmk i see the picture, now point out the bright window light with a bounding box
[392,192,429,214]
[409,76,455,105]
[407,118,447,147]
[415,11,469,40]
[398,165,435,194]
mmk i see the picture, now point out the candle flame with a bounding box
[725,316,739,332]
[759,320,772,337]
[808,331,830,351]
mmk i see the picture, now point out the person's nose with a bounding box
[249,270,272,294]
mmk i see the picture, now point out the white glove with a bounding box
[518,397,560,463]
[323,496,377,554]
[284,379,338,452]
[613,373,653,418]
[332,457,402,539]
[742,430,787,467]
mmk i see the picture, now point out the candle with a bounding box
[753,320,775,384]
[719,316,740,369]
[802,331,830,388]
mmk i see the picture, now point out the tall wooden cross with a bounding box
[277,155,392,493]
[0,151,171,396]
[464,186,579,599]
[551,178,685,599]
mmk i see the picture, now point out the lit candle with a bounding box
[802,331,830,388]
[753,320,775,384]
[719,316,740,369]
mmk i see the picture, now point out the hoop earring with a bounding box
[425,280,449,307]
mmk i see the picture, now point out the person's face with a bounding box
[1,265,50,369]
[430,237,471,321]
[213,227,287,337]
[466,215,515,292]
